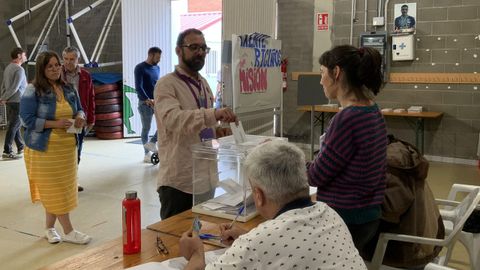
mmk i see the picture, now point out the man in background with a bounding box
[0,47,27,160]
[394,4,415,32]
[135,47,161,162]
[62,46,95,192]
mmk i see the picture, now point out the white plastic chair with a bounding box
[441,184,480,270]
[424,263,456,270]
[368,187,480,270]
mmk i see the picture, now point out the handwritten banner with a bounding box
[232,33,282,112]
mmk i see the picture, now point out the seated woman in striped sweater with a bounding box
[307,45,387,257]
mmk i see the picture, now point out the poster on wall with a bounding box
[231,33,282,113]
[393,2,416,33]
[316,13,329,31]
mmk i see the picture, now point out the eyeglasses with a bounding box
[156,233,169,255]
[181,43,210,54]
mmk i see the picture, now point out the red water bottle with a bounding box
[123,190,141,254]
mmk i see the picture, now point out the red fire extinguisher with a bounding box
[281,58,288,92]
[123,190,141,254]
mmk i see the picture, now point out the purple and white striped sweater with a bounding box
[307,104,387,220]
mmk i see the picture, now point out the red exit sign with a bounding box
[316,13,329,31]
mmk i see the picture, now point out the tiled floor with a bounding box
[0,134,161,270]
[0,130,478,269]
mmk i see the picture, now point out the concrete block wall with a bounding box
[279,0,480,160]
[382,0,479,160]
[277,0,315,142]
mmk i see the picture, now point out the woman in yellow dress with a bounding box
[20,51,91,244]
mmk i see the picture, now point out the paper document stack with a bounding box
[407,106,423,113]
[197,179,254,216]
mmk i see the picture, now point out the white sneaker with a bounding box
[63,230,91,245]
[45,228,61,244]
[143,152,152,163]
[144,142,158,153]
[2,152,21,160]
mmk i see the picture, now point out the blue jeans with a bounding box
[138,102,157,154]
[3,102,24,154]
[157,186,215,219]
[77,128,85,163]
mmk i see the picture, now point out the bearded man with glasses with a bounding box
[153,28,238,219]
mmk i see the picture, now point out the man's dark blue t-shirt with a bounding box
[394,15,415,30]
[134,61,160,101]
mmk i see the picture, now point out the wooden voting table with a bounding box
[41,210,265,269]
[298,105,443,159]
[146,209,264,238]
[40,230,181,270]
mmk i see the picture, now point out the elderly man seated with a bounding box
[179,140,366,270]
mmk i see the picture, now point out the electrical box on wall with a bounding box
[372,17,384,26]
[392,34,415,61]
[360,31,388,78]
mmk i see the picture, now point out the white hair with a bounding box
[244,140,309,204]
[62,46,80,58]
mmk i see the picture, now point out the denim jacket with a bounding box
[20,83,84,151]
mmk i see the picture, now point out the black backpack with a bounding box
[463,209,480,233]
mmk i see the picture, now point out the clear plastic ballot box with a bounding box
[191,135,287,222]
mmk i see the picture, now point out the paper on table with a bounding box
[66,119,83,134]
[125,248,227,270]
[209,178,246,207]
[209,191,245,207]
[200,202,227,210]
[218,178,242,194]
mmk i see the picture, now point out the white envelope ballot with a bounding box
[230,121,247,144]
[66,119,83,134]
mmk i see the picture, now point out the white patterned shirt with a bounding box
[206,201,366,270]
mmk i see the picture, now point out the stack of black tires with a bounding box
[94,83,123,139]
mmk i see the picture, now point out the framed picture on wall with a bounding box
[393,3,416,33]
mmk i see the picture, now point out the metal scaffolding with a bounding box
[5,0,122,67]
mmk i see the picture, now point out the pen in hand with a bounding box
[199,233,221,240]
[228,205,245,229]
